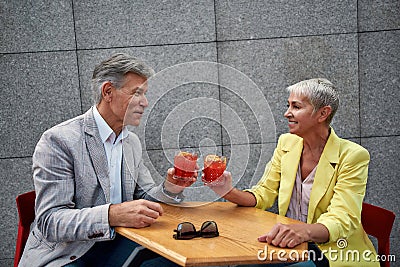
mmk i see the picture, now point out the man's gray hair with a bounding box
[91,53,155,104]
[287,78,340,124]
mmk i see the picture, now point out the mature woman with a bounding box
[209,78,379,267]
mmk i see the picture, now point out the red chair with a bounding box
[14,190,36,267]
[361,202,396,267]
[13,191,157,266]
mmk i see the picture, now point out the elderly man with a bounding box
[19,53,195,266]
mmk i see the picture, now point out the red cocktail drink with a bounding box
[174,151,198,179]
[202,155,227,184]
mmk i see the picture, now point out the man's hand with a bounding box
[108,199,163,228]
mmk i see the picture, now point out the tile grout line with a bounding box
[213,0,225,156]
[71,0,83,114]
[356,0,362,144]
[3,29,399,56]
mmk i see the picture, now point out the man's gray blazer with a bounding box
[19,107,171,267]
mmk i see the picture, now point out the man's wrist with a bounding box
[108,203,117,227]
[162,182,181,197]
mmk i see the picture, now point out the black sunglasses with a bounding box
[173,221,219,240]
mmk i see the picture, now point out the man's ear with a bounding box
[101,81,113,102]
[318,106,332,123]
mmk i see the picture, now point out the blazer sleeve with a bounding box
[316,144,370,243]
[245,136,284,210]
[132,157,184,203]
[33,128,112,243]
[128,133,184,204]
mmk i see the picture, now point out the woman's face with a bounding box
[284,93,319,137]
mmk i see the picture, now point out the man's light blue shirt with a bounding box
[93,106,128,204]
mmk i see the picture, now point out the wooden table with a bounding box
[116,202,308,266]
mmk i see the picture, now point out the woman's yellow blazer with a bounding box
[247,128,379,266]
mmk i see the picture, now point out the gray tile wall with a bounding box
[1,0,399,264]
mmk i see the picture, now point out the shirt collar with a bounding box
[93,106,128,144]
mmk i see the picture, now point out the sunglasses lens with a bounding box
[175,222,197,240]
[200,221,219,238]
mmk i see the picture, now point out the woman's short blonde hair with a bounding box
[287,78,339,124]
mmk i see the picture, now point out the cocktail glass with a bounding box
[202,155,227,184]
[174,151,198,180]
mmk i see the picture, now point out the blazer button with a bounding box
[70,256,77,261]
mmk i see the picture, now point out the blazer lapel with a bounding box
[84,108,110,203]
[122,137,135,201]
[307,128,340,223]
[279,136,303,215]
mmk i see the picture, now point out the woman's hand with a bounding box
[258,222,329,248]
[205,171,234,197]
[258,223,310,248]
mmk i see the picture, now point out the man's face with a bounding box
[110,72,149,127]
